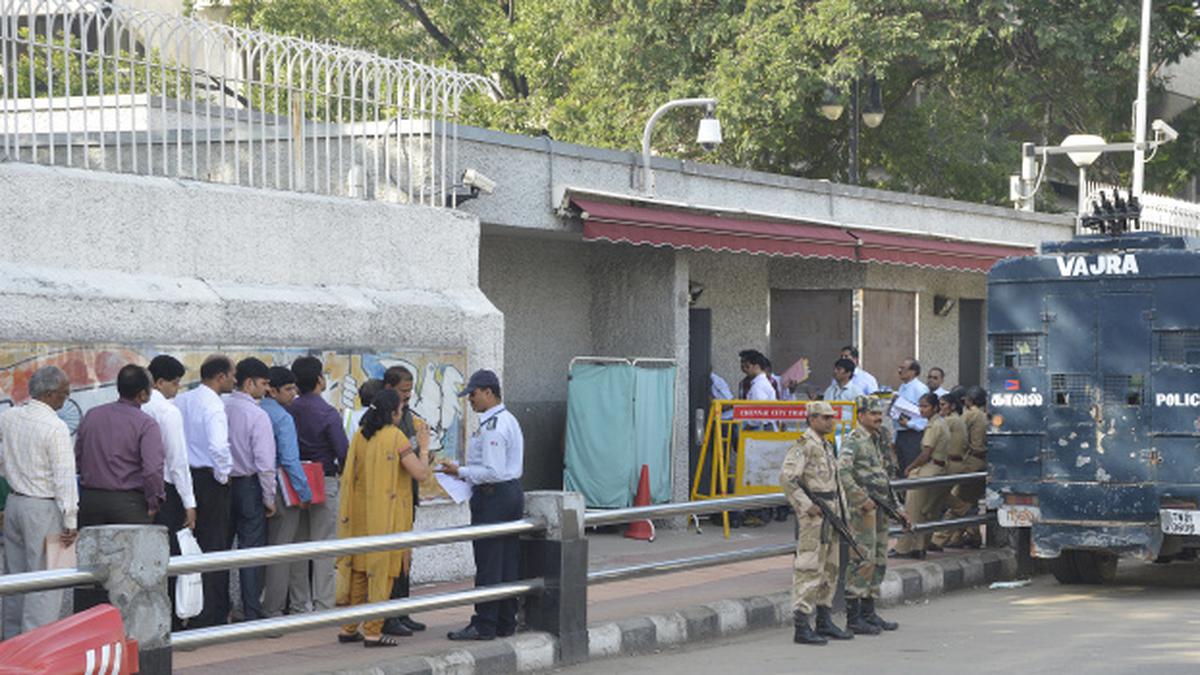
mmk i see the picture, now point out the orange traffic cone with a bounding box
[625,464,656,542]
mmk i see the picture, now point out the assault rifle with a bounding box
[792,480,870,560]
[868,490,910,531]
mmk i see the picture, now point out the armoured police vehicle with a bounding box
[987,222,1200,584]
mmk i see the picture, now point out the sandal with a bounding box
[363,635,400,648]
[338,631,364,644]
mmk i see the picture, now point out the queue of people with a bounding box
[0,359,525,648]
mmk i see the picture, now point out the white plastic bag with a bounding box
[175,529,204,620]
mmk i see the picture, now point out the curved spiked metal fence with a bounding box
[0,0,492,206]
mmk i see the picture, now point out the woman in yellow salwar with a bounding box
[335,389,430,647]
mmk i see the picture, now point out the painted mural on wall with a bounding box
[0,343,467,501]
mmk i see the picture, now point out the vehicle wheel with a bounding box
[1073,551,1117,584]
[1049,551,1082,584]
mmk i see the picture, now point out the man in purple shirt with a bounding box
[73,364,166,611]
[225,357,277,621]
[287,356,347,612]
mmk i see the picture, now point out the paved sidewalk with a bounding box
[174,519,1002,674]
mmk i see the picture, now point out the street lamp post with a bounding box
[819,75,883,186]
[641,98,722,196]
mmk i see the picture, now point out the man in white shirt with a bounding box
[738,350,776,527]
[143,354,196,630]
[441,370,524,641]
[823,358,864,403]
[174,354,235,628]
[0,366,76,638]
[894,358,930,474]
[926,367,949,398]
[145,355,196,533]
[831,346,879,395]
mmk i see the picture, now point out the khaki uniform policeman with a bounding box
[837,397,902,633]
[780,401,852,645]
[929,399,968,549]
[935,391,988,547]
[893,393,949,558]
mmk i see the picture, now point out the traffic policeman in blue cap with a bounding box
[440,369,525,641]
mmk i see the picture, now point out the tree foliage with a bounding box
[231,0,1200,204]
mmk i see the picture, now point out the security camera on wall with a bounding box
[462,168,497,194]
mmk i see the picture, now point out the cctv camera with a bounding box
[462,168,497,195]
[1152,119,1179,143]
[696,114,722,153]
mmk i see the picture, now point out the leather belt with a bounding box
[931,459,946,467]
[948,455,965,462]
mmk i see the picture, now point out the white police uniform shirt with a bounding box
[458,404,524,485]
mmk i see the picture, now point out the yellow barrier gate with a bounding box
[690,399,857,537]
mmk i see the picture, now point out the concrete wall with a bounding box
[479,234,691,501]
[0,161,501,583]
[478,233,594,490]
[589,244,690,502]
[687,251,770,388]
[452,125,1075,247]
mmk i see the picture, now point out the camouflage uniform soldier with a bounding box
[780,401,853,645]
[838,397,903,634]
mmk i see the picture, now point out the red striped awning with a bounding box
[847,229,1034,273]
[573,198,860,261]
[571,197,1032,272]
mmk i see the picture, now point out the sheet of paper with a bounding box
[889,394,921,422]
[435,471,473,504]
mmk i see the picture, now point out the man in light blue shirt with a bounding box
[262,366,313,619]
[830,346,879,396]
[893,358,930,474]
[440,369,524,641]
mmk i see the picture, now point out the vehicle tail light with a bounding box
[1004,494,1038,506]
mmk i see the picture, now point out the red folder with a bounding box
[279,461,327,506]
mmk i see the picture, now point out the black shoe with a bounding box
[399,616,426,632]
[792,611,827,645]
[927,543,944,552]
[863,598,898,631]
[814,606,853,640]
[447,625,495,641]
[497,626,516,638]
[845,599,881,636]
[382,617,413,637]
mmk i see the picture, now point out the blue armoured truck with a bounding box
[986,228,1200,583]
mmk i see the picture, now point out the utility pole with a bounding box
[1131,0,1152,196]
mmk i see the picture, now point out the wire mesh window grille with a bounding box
[1051,373,1090,407]
[1101,374,1143,406]
[991,333,1043,368]
[1156,330,1200,366]
[0,0,492,206]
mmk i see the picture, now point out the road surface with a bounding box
[556,559,1200,674]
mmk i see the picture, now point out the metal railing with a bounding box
[0,471,992,658]
[585,471,991,585]
[1083,181,1200,237]
[0,0,492,206]
[168,518,545,647]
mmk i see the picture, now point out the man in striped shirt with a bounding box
[0,366,77,638]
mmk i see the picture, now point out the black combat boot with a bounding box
[845,598,881,635]
[793,610,827,645]
[863,598,898,631]
[815,605,854,640]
